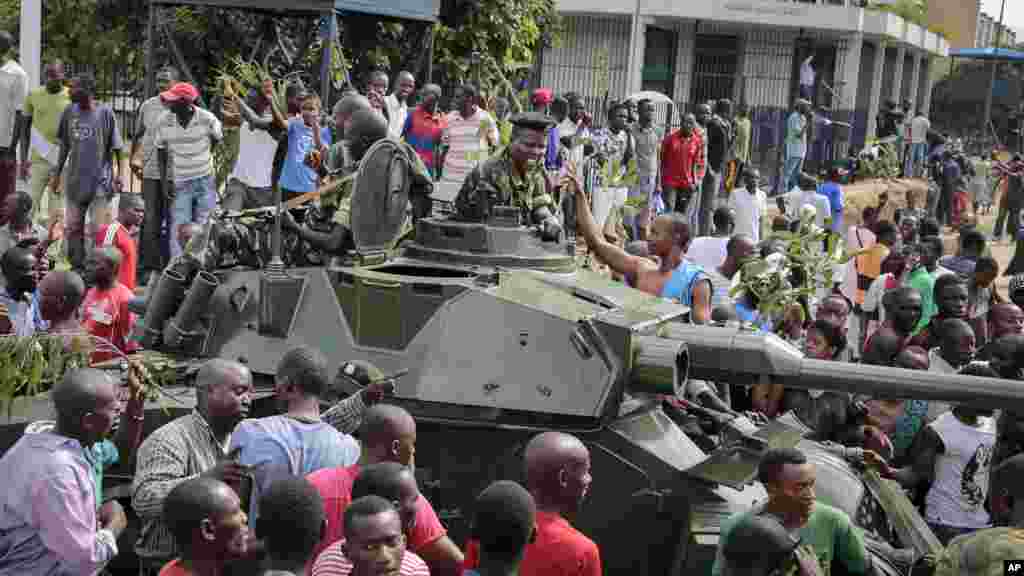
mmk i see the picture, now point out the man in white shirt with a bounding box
[909,108,930,178]
[224,80,288,211]
[687,206,734,272]
[729,168,766,244]
[385,71,415,139]
[799,55,815,102]
[558,92,590,170]
[155,83,223,259]
[866,357,996,546]
[783,174,831,230]
[0,31,28,206]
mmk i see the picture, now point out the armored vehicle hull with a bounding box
[126,138,1022,574]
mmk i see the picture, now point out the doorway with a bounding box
[690,34,740,109]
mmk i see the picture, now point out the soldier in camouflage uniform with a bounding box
[454,112,562,241]
[282,107,431,258]
[929,453,1024,576]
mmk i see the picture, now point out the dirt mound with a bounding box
[767,178,929,228]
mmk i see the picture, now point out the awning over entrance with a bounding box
[949,47,1024,62]
[152,0,439,21]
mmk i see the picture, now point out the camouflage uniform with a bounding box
[454,146,554,223]
[320,138,430,249]
[934,527,1024,576]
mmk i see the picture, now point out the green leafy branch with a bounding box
[730,217,848,327]
[599,156,639,189]
[0,334,176,418]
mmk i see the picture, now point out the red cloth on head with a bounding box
[532,88,553,106]
[160,82,199,103]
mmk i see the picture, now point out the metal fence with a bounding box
[61,62,144,146]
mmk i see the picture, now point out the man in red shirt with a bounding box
[401,84,447,178]
[157,477,249,576]
[82,246,137,361]
[306,404,464,576]
[312,463,432,575]
[463,431,602,576]
[660,112,706,214]
[96,193,143,292]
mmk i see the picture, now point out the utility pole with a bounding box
[19,0,41,89]
[982,0,1007,145]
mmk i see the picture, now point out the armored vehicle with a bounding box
[131,139,1024,575]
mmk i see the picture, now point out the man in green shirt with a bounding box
[905,236,942,334]
[23,60,70,227]
[713,448,871,576]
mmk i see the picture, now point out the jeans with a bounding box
[698,169,721,236]
[140,178,170,273]
[170,175,216,258]
[0,150,15,206]
[65,194,113,271]
[910,142,928,178]
[927,181,940,222]
[995,189,1010,238]
[662,185,695,214]
[628,174,657,238]
[784,155,804,193]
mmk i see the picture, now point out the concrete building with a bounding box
[977,13,995,48]
[928,0,979,50]
[537,0,948,183]
[976,12,1017,49]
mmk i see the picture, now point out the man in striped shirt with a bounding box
[440,84,497,188]
[155,82,222,259]
[312,496,430,576]
[133,357,385,575]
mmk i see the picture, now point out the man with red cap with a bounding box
[154,82,222,260]
[531,88,562,185]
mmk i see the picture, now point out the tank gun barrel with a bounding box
[661,324,1024,409]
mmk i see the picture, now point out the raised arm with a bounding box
[237,98,276,133]
[865,424,941,489]
[566,164,642,279]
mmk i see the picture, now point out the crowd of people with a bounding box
[3,23,1024,575]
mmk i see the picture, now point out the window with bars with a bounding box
[690,35,740,107]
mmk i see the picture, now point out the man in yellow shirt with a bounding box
[24,61,70,227]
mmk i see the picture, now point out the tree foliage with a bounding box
[432,0,561,95]
[15,0,557,105]
[0,0,145,89]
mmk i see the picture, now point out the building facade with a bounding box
[976,12,1017,49]
[538,0,948,184]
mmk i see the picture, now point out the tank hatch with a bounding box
[402,218,576,273]
[351,139,412,261]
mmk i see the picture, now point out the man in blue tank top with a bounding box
[570,170,711,322]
